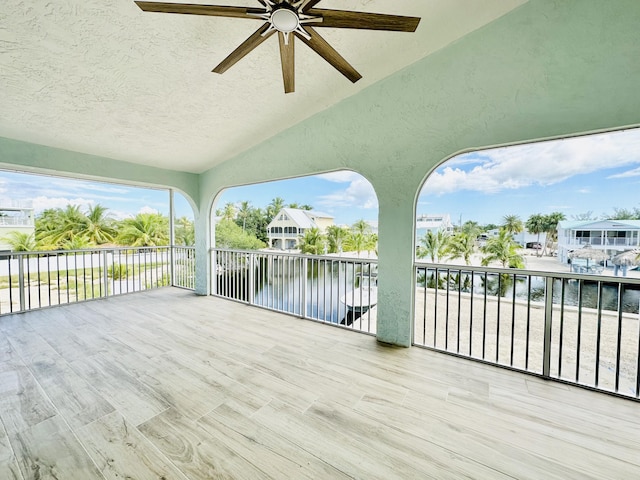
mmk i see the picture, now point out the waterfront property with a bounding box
[557,220,640,264]
[2,0,640,477]
[266,208,334,250]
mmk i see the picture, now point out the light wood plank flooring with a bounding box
[1,288,639,479]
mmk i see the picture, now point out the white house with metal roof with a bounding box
[557,219,640,264]
[267,208,334,250]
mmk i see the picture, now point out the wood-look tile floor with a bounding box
[1,288,639,479]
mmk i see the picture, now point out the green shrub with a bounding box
[108,263,129,280]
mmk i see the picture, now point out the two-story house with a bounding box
[267,208,334,250]
[557,219,640,264]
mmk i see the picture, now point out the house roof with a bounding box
[268,208,333,230]
[559,220,640,230]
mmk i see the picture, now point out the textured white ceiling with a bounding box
[0,0,526,173]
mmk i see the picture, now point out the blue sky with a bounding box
[418,128,640,226]
[0,171,194,220]
[2,128,640,226]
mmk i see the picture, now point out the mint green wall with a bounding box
[0,136,199,209]
[200,0,640,346]
[1,1,639,347]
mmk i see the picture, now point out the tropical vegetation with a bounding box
[2,204,195,251]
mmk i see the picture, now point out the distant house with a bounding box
[557,219,640,263]
[416,214,454,239]
[0,201,35,252]
[267,208,334,250]
[485,228,543,247]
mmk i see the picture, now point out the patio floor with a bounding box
[1,288,639,479]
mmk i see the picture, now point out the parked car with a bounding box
[526,242,542,249]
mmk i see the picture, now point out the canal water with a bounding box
[423,270,640,314]
[218,258,374,323]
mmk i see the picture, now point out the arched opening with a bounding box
[414,128,640,397]
[209,170,379,332]
[0,168,197,313]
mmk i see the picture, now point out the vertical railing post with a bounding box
[103,249,109,298]
[169,189,175,286]
[211,248,218,296]
[248,252,256,305]
[301,256,308,319]
[542,276,554,377]
[18,253,26,312]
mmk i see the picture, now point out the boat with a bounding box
[340,270,378,315]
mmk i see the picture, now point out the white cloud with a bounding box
[607,166,640,179]
[49,178,130,194]
[578,188,591,194]
[423,129,640,195]
[138,206,159,215]
[31,196,95,212]
[109,209,134,220]
[316,171,363,183]
[317,177,378,210]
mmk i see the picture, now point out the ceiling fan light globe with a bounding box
[271,9,299,33]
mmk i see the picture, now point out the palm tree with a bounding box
[364,233,378,257]
[299,227,325,255]
[63,235,93,250]
[221,203,236,222]
[117,213,169,247]
[502,214,524,235]
[542,211,566,256]
[326,225,350,254]
[36,204,86,248]
[481,229,524,268]
[345,232,367,256]
[416,230,450,262]
[352,219,371,235]
[81,204,116,244]
[525,213,546,257]
[447,231,476,265]
[460,220,481,236]
[266,197,285,221]
[174,216,195,246]
[2,231,36,251]
[237,201,251,232]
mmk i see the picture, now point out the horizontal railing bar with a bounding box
[414,261,640,286]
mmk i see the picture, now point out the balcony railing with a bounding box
[566,238,640,247]
[0,217,34,227]
[415,262,640,399]
[0,246,195,315]
[212,248,377,334]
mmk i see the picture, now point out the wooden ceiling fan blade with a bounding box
[309,9,420,32]
[300,0,323,12]
[213,24,275,74]
[135,2,264,19]
[278,32,295,94]
[298,27,361,83]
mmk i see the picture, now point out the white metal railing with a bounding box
[211,248,377,334]
[0,246,195,315]
[0,217,34,226]
[567,238,640,247]
[414,262,640,400]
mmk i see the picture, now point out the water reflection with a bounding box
[420,270,640,314]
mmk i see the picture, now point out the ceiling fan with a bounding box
[135,1,421,93]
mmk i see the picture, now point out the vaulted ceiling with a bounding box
[0,0,526,173]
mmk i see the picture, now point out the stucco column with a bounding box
[194,209,210,296]
[375,181,419,347]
